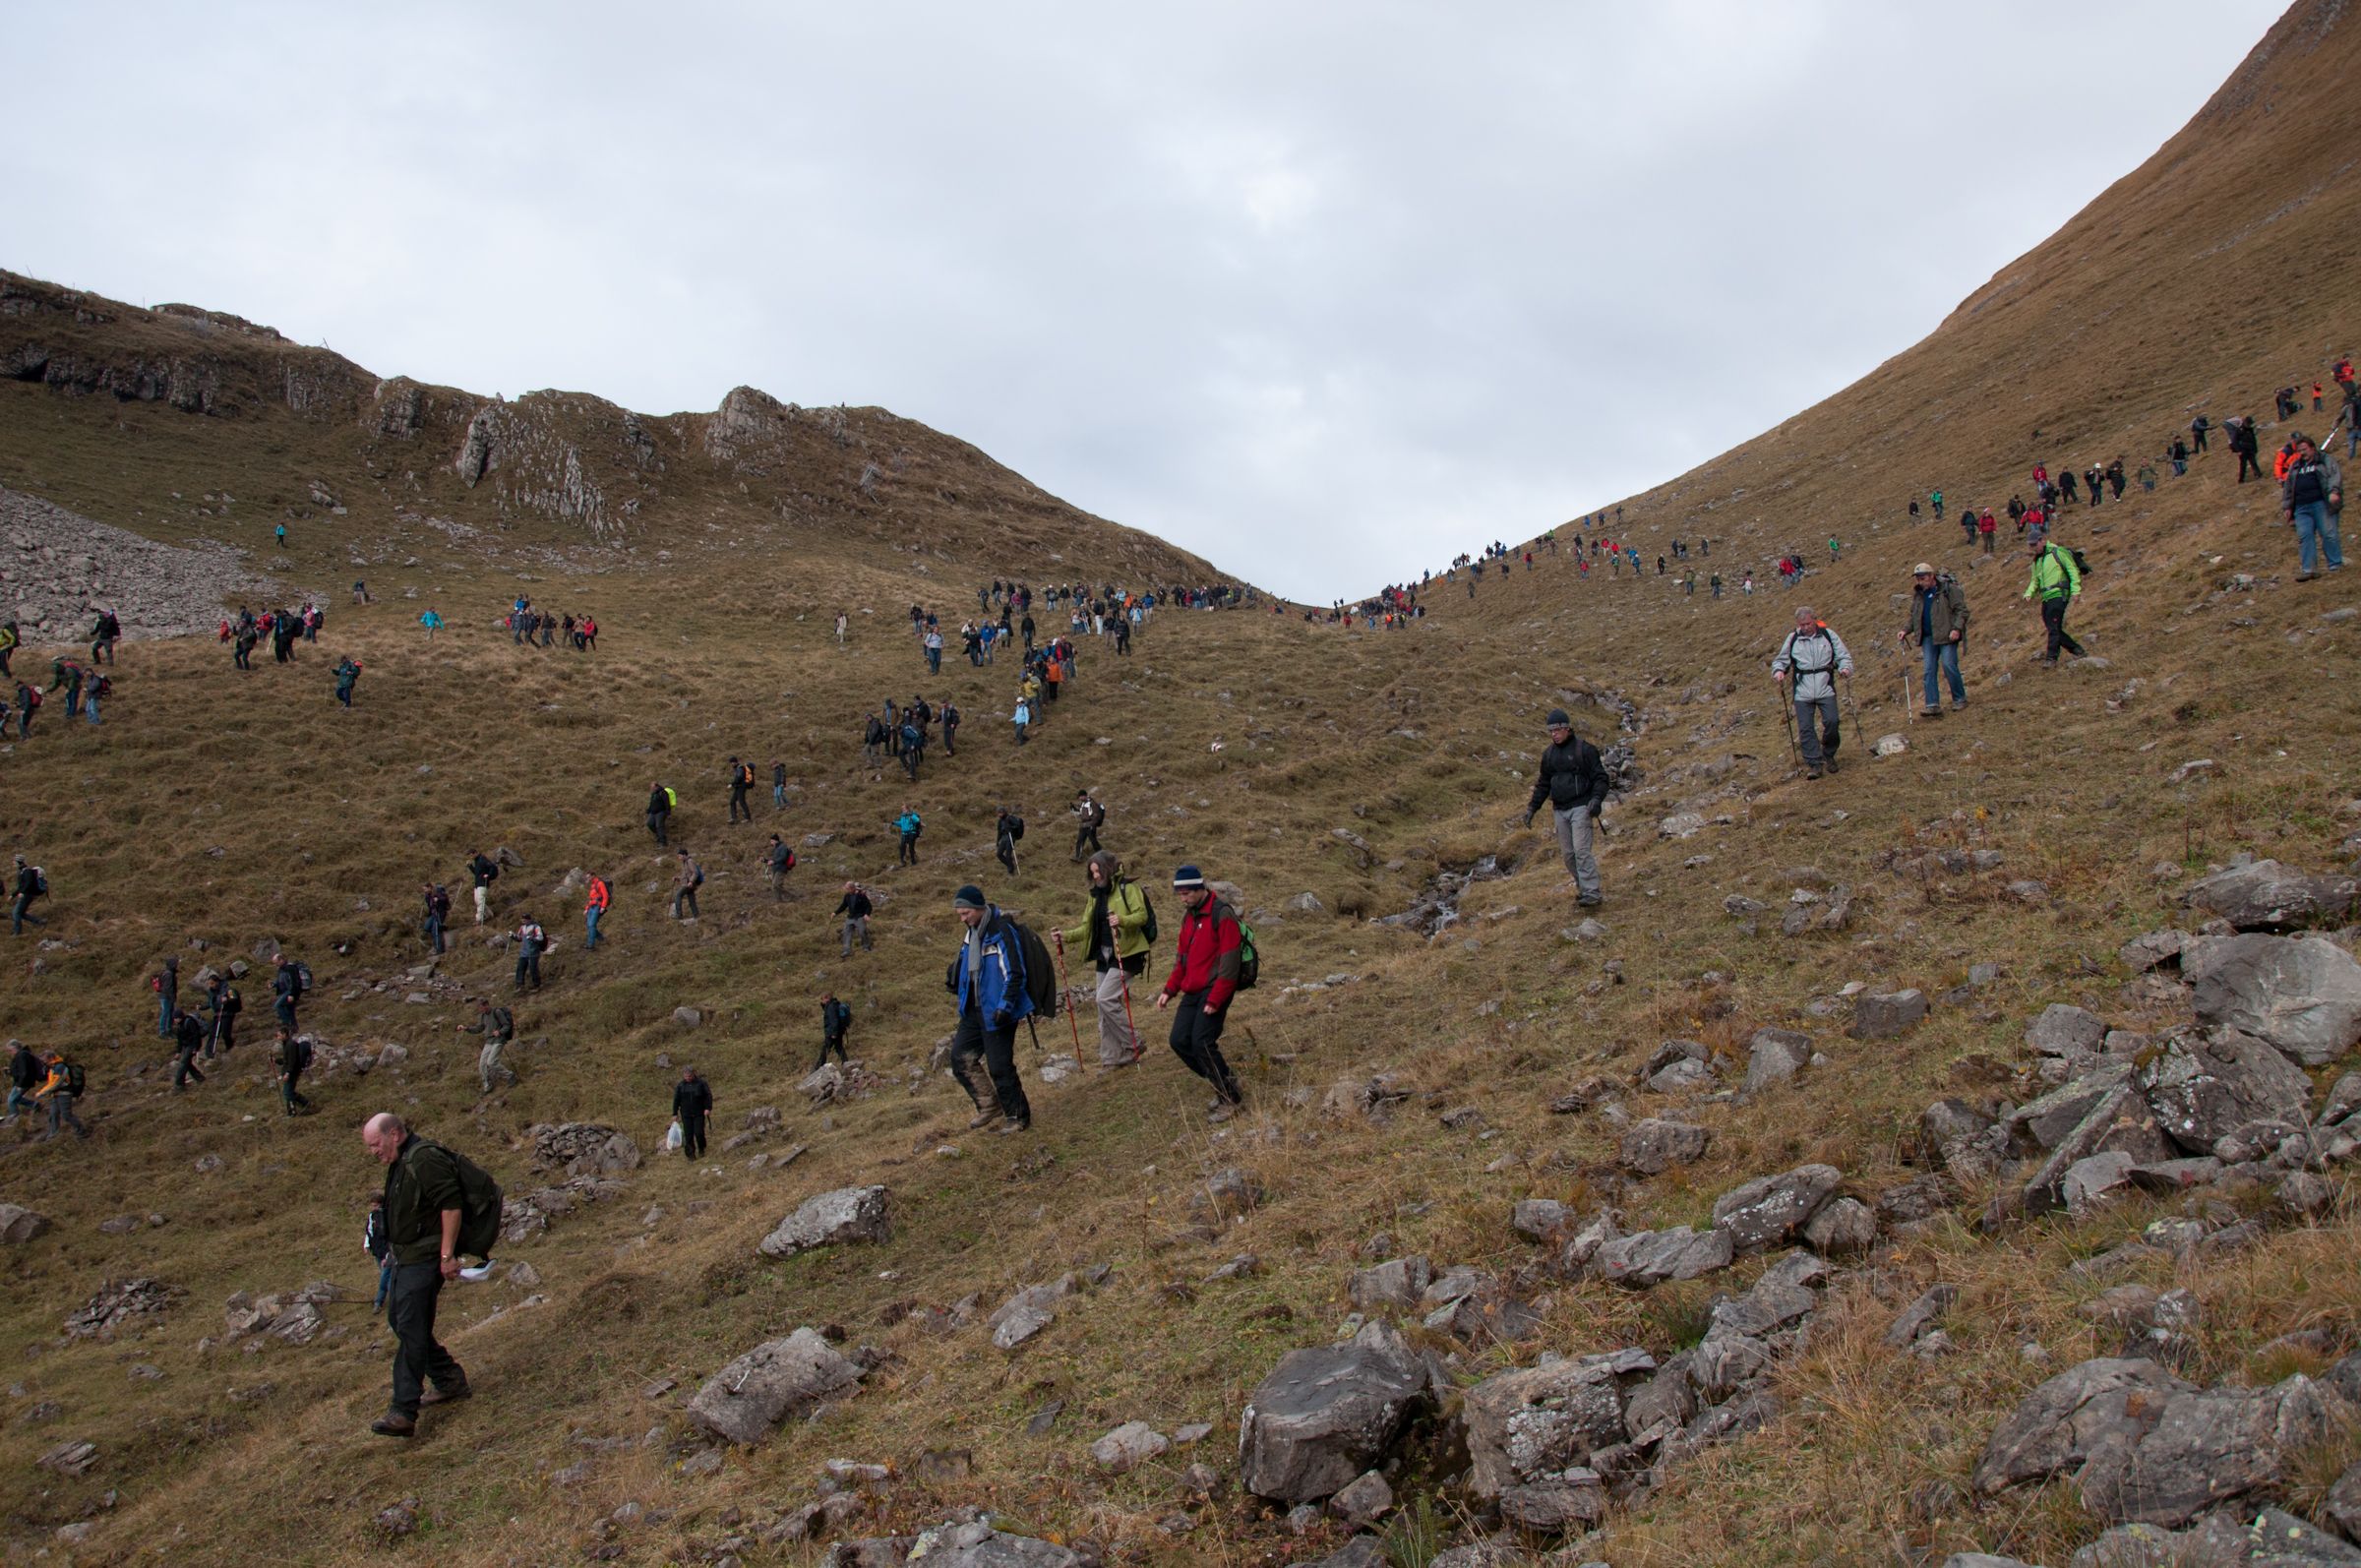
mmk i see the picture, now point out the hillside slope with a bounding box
[3,5,2361,1568]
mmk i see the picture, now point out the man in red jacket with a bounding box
[1153,864,1244,1108]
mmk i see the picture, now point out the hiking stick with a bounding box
[1054,939,1082,1057]
[1842,672,1862,736]
[1119,968,1144,1063]
[1778,685,1802,767]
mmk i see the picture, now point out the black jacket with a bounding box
[470,855,498,888]
[821,999,852,1040]
[646,787,671,818]
[1527,737,1610,816]
[174,1014,205,1055]
[672,1078,714,1120]
[273,962,303,1001]
[9,1048,39,1089]
[835,890,873,920]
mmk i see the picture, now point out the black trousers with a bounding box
[173,1051,205,1088]
[729,785,752,822]
[680,1114,706,1158]
[1072,822,1101,861]
[387,1262,464,1417]
[949,1010,1030,1124]
[1168,990,1241,1103]
[816,1035,848,1069]
[2040,597,2085,660]
[648,813,668,846]
[2236,452,2264,482]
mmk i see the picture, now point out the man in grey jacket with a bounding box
[1771,606,1853,780]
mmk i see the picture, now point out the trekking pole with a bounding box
[1053,938,1083,1057]
[1118,968,1145,1063]
[1777,685,1801,767]
[1842,671,1862,735]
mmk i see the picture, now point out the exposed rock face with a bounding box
[529,1122,641,1177]
[683,1328,863,1445]
[2182,858,2359,932]
[1595,1227,1732,1287]
[1462,1357,1630,1497]
[757,1185,890,1260]
[1238,1321,1428,1504]
[1711,1165,1844,1253]
[2186,935,2361,1065]
[1618,1117,1712,1176]
[0,487,300,644]
[2139,1026,2313,1153]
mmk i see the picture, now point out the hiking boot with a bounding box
[370,1414,417,1438]
[1577,893,1603,908]
[1920,705,1942,718]
[966,1110,998,1130]
[419,1382,471,1407]
[1806,766,1823,780]
[1950,698,1968,711]
[2297,572,2319,582]
[995,1116,1031,1135]
[1824,755,1841,773]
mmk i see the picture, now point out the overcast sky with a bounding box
[6,2,2285,598]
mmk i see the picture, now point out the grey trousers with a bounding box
[841,917,871,957]
[1793,693,1841,765]
[479,1040,515,1093]
[1552,807,1602,900]
[1094,966,1139,1065]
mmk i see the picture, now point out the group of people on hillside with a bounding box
[504,596,598,651]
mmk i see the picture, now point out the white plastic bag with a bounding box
[665,1117,684,1152]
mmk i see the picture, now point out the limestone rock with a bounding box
[1238,1321,1428,1503]
[1089,1420,1169,1475]
[1849,989,1929,1041]
[1711,1164,1844,1254]
[2028,1004,2108,1060]
[1971,1357,2194,1495]
[529,1122,641,1177]
[2187,935,2361,1065]
[684,1329,863,1445]
[2140,1026,2314,1155]
[1462,1357,1627,1496]
[1595,1226,1732,1287]
[757,1185,890,1260]
[2182,859,2360,932]
[1618,1117,1711,1176]
[1801,1196,1877,1254]
[1349,1255,1431,1312]
[1743,1027,1812,1093]
[0,1204,51,1243]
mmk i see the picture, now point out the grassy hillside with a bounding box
[3,4,2361,1565]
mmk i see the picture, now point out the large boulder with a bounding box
[1711,1164,1844,1254]
[2187,935,2361,1066]
[1238,1321,1428,1503]
[1618,1118,1711,1176]
[2076,1375,2335,1529]
[1461,1357,1629,1497]
[1743,1028,1813,1094]
[1348,1256,1431,1313]
[0,1204,50,1243]
[1971,1357,2194,1496]
[2069,1507,2361,1568]
[2182,859,2360,932]
[757,1185,890,1260]
[2140,1027,2314,1155]
[684,1328,864,1445]
[1595,1227,1732,1287]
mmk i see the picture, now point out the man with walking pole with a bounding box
[1770,605,1853,781]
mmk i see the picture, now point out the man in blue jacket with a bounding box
[946,884,1034,1133]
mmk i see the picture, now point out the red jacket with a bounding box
[1164,899,1242,1010]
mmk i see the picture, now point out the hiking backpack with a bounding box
[2064,545,2094,577]
[295,962,314,993]
[297,1038,316,1070]
[663,787,678,810]
[26,869,42,897]
[1007,917,1059,1020]
[1233,916,1260,992]
[62,1061,85,1096]
[411,1139,505,1262]
[1007,815,1025,841]
[1137,884,1159,946]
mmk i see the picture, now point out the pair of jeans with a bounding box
[583,907,601,949]
[159,995,175,1037]
[281,1068,309,1112]
[1920,640,1965,706]
[386,1262,464,1418]
[424,914,445,953]
[45,1093,85,1138]
[672,888,698,920]
[10,896,39,934]
[2292,500,2345,574]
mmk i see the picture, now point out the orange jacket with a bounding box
[584,876,610,912]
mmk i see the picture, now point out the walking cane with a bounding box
[1842,670,1862,736]
[1118,968,1145,1063]
[1777,682,1802,767]
[1053,936,1083,1057]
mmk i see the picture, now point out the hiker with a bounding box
[645,782,673,846]
[4,1039,37,1124]
[360,1113,485,1437]
[155,956,180,1038]
[835,610,848,646]
[771,760,788,812]
[457,998,517,1093]
[945,885,1034,1133]
[468,850,500,925]
[1521,709,1611,909]
[1978,509,1998,554]
[817,993,852,1069]
[1771,606,1854,780]
[275,523,287,549]
[513,915,546,992]
[727,756,755,824]
[940,699,960,756]
[272,952,305,1032]
[895,807,924,868]
[995,807,1023,878]
[334,657,361,707]
[2230,417,2265,483]
[1012,694,1032,745]
[671,850,703,920]
[672,1066,713,1159]
[898,711,925,780]
[171,1008,208,1091]
[1899,563,1969,715]
[1071,791,1106,862]
[582,873,609,950]
[277,1026,313,1115]
[835,881,875,956]
[1152,866,1246,1109]
[422,883,451,954]
[2023,536,2087,664]
[1930,489,1944,521]
[2280,431,2346,581]
[863,711,887,770]
[35,1052,87,1139]
[206,975,240,1055]
[365,1195,392,1314]
[1056,850,1151,1067]
[766,834,795,899]
[420,609,444,639]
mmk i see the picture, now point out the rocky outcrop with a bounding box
[0,487,296,644]
[684,1328,864,1445]
[757,1185,890,1260]
[2186,935,2361,1065]
[529,1122,641,1177]
[1238,1321,1428,1504]
[2182,858,2359,932]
